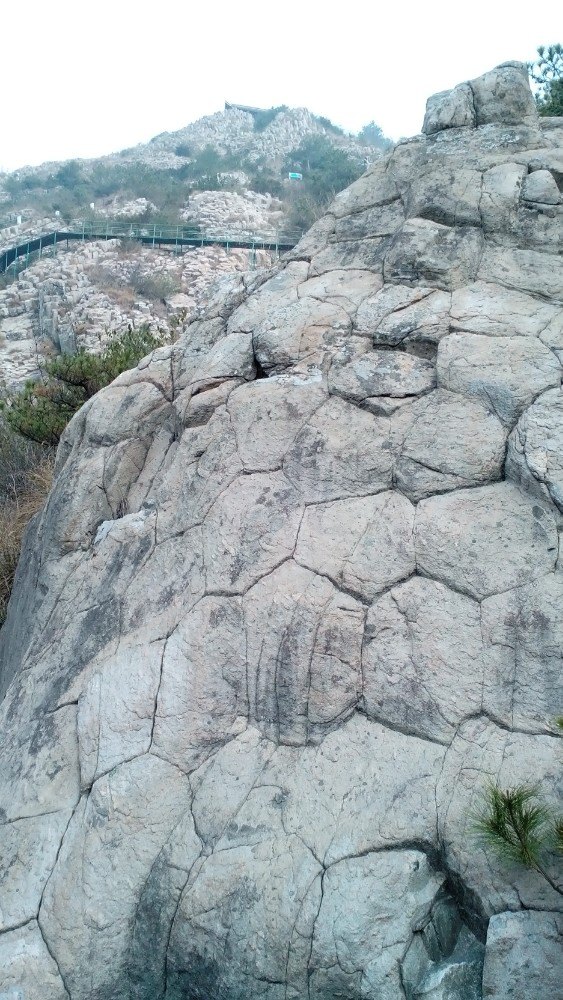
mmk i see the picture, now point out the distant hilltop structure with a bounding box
[224,102,265,115]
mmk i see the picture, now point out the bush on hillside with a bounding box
[2,325,171,446]
[3,172,44,196]
[281,190,326,235]
[129,268,181,300]
[357,120,393,151]
[286,135,363,201]
[312,114,345,136]
[247,170,285,198]
[4,160,194,222]
[54,160,84,189]
[175,142,194,158]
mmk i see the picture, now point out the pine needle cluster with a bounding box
[474,779,562,897]
[529,44,563,117]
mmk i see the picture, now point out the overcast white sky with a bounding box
[1,0,560,171]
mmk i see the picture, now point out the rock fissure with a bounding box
[36,918,72,999]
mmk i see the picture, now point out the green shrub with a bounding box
[247,171,284,198]
[357,121,393,151]
[282,191,325,234]
[4,173,44,196]
[2,325,170,446]
[129,269,181,300]
[283,135,364,230]
[175,142,193,157]
[286,135,363,201]
[54,160,84,189]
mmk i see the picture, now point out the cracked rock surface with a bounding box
[0,62,562,1000]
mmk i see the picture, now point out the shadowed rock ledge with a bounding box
[0,62,562,1000]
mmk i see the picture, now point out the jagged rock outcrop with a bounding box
[101,105,375,171]
[180,189,285,239]
[0,63,562,1000]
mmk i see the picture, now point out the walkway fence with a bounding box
[0,222,302,281]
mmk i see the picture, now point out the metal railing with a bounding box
[70,220,303,245]
[0,222,303,279]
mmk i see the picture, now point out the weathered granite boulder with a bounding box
[0,64,561,1000]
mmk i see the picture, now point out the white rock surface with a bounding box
[506,387,563,519]
[437,332,561,425]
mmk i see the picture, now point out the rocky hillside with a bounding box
[108,104,377,170]
[1,104,379,182]
[0,239,273,389]
[0,103,385,389]
[0,63,562,1000]
[0,104,382,228]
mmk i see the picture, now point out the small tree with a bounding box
[474,721,563,898]
[529,44,563,117]
[54,159,84,189]
[357,121,393,151]
[284,135,364,217]
[2,325,170,446]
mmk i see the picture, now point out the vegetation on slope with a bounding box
[2,325,171,446]
[530,43,563,117]
[2,150,246,223]
[0,324,179,624]
[0,422,53,624]
[1,109,392,227]
[283,134,365,231]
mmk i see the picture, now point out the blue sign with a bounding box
[288,172,303,180]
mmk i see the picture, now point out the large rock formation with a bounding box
[0,63,562,1000]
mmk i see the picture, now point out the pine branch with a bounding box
[474,784,563,897]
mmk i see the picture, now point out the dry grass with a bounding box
[85,263,137,310]
[85,260,181,312]
[0,430,54,625]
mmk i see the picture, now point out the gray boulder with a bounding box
[482,911,563,1000]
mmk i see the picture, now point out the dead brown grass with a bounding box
[0,456,54,625]
[85,263,137,310]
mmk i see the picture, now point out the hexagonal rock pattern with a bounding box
[414,482,558,599]
[0,63,562,1000]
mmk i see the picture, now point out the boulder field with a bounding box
[0,63,561,1000]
